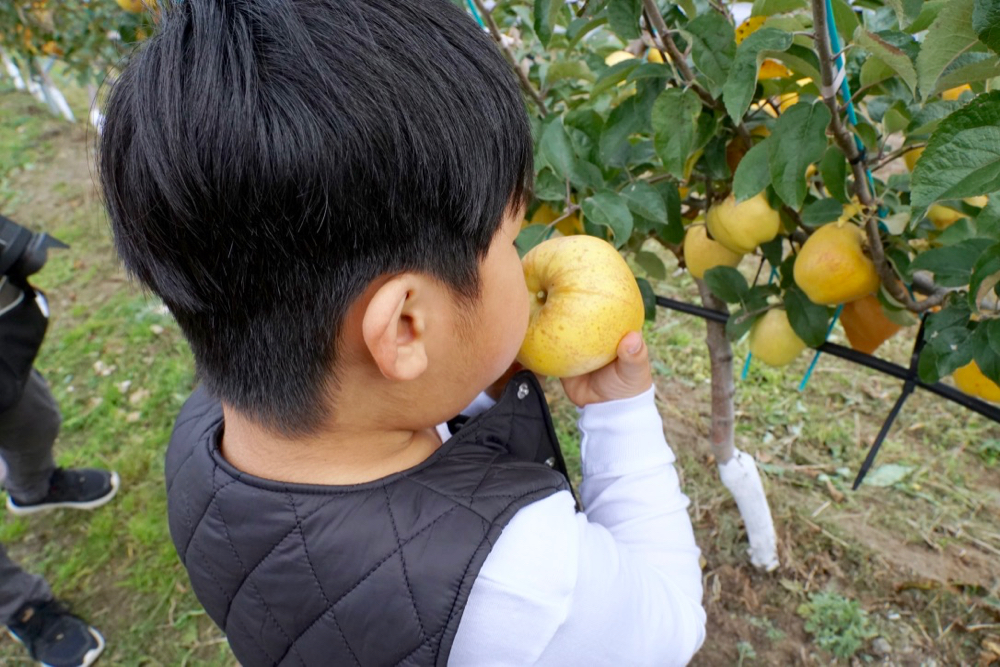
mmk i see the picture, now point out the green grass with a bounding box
[2,76,999,665]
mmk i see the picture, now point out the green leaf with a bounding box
[726,307,756,342]
[570,159,606,191]
[829,0,861,39]
[911,92,1000,219]
[909,238,995,286]
[592,59,642,97]
[784,287,831,347]
[568,17,608,50]
[908,1,947,33]
[925,301,972,335]
[540,120,574,180]
[974,327,1000,383]
[907,100,964,135]
[723,28,794,121]
[626,62,674,83]
[654,181,685,244]
[651,88,702,179]
[863,463,915,487]
[860,58,895,90]
[976,196,1000,238]
[545,60,596,86]
[968,242,1000,311]
[774,45,822,84]
[534,0,564,47]
[820,146,849,203]
[516,224,552,258]
[801,198,844,227]
[635,276,657,321]
[853,28,918,97]
[534,169,565,202]
[916,0,977,99]
[733,139,772,202]
[752,0,806,15]
[621,181,667,222]
[856,122,880,154]
[581,191,634,247]
[599,98,644,167]
[884,107,911,135]
[635,250,667,280]
[760,237,784,268]
[927,324,975,378]
[987,318,1000,356]
[606,0,642,41]
[683,13,736,94]
[768,102,832,209]
[886,0,927,28]
[704,266,750,304]
[974,0,1000,54]
[934,52,1000,94]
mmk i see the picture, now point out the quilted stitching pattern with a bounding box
[166,382,569,666]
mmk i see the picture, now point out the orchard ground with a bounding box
[1,80,999,666]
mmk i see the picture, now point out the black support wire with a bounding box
[654,295,1000,488]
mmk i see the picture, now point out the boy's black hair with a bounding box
[99,0,533,434]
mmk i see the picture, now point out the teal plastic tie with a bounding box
[466,0,485,28]
[799,303,844,392]
[823,0,887,223]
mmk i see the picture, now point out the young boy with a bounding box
[99,0,706,664]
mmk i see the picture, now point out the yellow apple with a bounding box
[953,361,1000,403]
[116,0,145,11]
[942,84,972,101]
[794,221,879,305]
[605,50,636,67]
[750,309,807,367]
[706,193,781,254]
[518,236,645,378]
[683,224,743,280]
[927,204,964,230]
[903,145,924,171]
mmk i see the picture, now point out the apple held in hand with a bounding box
[518,236,645,378]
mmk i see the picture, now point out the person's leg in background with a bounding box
[1,370,119,514]
[0,370,112,666]
[0,369,58,506]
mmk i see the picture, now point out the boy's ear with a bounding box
[361,275,430,382]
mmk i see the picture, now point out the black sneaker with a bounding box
[6,468,120,516]
[6,599,105,667]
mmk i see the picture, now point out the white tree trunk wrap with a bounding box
[717,449,780,571]
[2,50,27,91]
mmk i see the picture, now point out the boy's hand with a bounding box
[560,331,652,408]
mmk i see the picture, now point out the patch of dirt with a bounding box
[839,517,999,590]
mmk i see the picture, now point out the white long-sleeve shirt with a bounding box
[440,387,706,666]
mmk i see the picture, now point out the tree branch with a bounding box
[472,0,549,116]
[810,0,948,315]
[641,0,717,108]
[872,143,927,172]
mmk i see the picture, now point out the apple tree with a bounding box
[1,0,153,122]
[470,0,1000,570]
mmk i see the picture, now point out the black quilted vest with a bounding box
[165,372,572,666]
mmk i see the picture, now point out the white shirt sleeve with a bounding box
[448,387,706,666]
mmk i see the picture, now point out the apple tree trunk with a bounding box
[696,279,779,571]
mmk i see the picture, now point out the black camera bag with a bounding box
[0,278,47,413]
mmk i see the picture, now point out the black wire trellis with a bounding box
[655,295,1000,489]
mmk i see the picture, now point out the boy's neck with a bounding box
[219,407,443,485]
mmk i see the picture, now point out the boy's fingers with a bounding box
[615,332,648,378]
